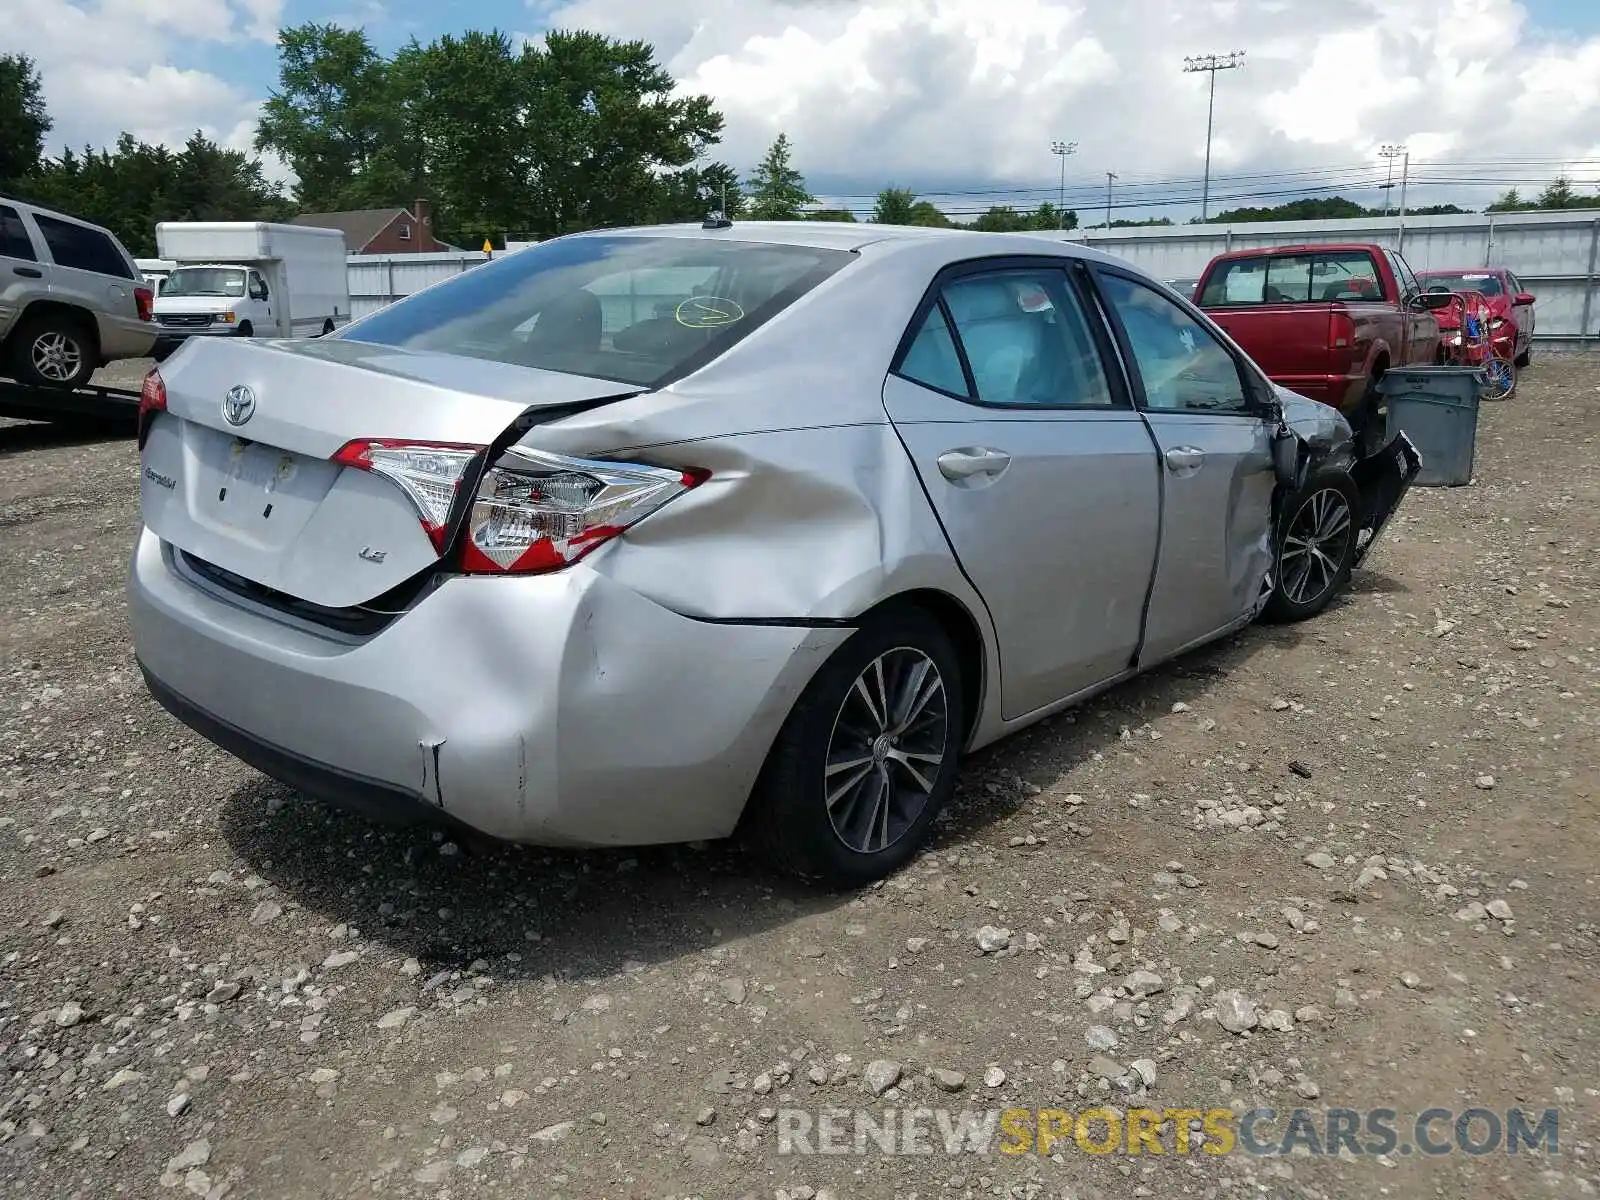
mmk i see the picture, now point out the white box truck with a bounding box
[151,222,348,361]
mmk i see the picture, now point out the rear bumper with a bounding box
[128,529,849,846]
[95,315,158,361]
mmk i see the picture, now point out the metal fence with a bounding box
[346,250,490,319]
[1066,208,1600,341]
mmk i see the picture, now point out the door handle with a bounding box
[13,266,42,278]
[1164,446,1205,472]
[936,447,1011,481]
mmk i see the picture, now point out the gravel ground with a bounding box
[1,353,1597,1199]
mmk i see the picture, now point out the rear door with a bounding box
[882,258,1161,719]
[1089,266,1277,663]
[29,211,140,321]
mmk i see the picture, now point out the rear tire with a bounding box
[743,607,965,888]
[1262,471,1361,624]
[8,313,97,389]
[1514,342,1532,368]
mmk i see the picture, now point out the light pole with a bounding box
[1104,171,1118,228]
[1378,144,1407,217]
[1050,140,1077,229]
[1182,50,1246,222]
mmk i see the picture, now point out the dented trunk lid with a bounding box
[138,337,636,609]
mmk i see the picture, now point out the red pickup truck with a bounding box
[1194,243,1447,435]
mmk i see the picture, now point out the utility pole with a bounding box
[1104,171,1118,229]
[1050,140,1077,229]
[1378,144,1406,217]
[1182,50,1246,222]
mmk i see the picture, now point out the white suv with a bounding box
[0,197,157,388]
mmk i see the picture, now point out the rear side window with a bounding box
[33,214,134,279]
[895,268,1117,408]
[0,206,37,261]
[1200,251,1380,305]
[340,235,853,388]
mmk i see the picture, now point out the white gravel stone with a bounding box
[1214,990,1259,1033]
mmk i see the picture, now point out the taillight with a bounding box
[136,368,167,448]
[134,286,154,322]
[1329,309,1355,351]
[460,448,708,575]
[331,439,485,551]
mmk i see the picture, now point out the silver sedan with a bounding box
[129,221,1418,886]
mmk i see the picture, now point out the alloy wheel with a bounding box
[1280,487,1354,606]
[31,331,83,383]
[824,647,950,854]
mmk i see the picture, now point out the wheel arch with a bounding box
[852,587,989,748]
[8,300,101,352]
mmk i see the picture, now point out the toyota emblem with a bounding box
[222,384,256,426]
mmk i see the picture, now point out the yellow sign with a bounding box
[482,238,493,254]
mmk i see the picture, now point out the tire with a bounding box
[1353,371,1386,457]
[8,312,97,389]
[321,319,335,336]
[1262,471,1362,624]
[743,606,966,887]
[237,321,254,338]
[1514,341,1532,369]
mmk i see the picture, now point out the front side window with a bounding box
[0,206,37,261]
[1098,273,1249,413]
[340,235,852,388]
[32,214,133,278]
[1201,251,1381,306]
[895,268,1115,408]
[163,267,248,298]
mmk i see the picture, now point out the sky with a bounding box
[13,0,1600,220]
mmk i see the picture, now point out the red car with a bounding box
[1415,267,1537,367]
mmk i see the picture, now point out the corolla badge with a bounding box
[222,384,257,426]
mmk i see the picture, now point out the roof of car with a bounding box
[570,220,1125,265]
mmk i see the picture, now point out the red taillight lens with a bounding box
[136,368,167,448]
[331,439,485,551]
[134,286,154,322]
[460,448,708,575]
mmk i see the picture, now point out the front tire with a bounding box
[237,321,254,338]
[9,314,97,388]
[743,607,965,887]
[1262,471,1361,623]
[1514,341,1532,369]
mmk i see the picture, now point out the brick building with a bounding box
[291,200,452,254]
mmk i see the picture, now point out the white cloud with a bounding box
[537,0,1600,213]
[15,0,1600,217]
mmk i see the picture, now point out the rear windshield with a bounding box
[164,267,247,298]
[1199,251,1381,306]
[339,235,855,388]
[1418,272,1504,296]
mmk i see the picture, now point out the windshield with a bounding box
[162,267,247,298]
[338,235,854,388]
[1418,272,1504,296]
[1199,251,1381,306]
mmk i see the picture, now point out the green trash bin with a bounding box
[1377,367,1484,487]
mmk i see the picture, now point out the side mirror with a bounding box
[1411,292,1453,311]
[1514,292,1536,305]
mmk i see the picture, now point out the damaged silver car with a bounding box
[128,221,1418,886]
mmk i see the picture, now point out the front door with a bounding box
[882,262,1161,719]
[1089,267,1278,664]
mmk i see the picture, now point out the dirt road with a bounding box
[1,355,1596,1199]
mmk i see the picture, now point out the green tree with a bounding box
[1027,202,1077,231]
[968,205,1029,232]
[521,30,724,237]
[654,160,744,223]
[806,208,857,221]
[255,24,420,212]
[744,133,814,220]
[1486,188,1526,213]
[1534,175,1588,209]
[22,132,288,256]
[0,53,52,192]
[873,187,917,224]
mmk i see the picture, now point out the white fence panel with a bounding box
[1067,209,1600,340]
[345,250,490,320]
